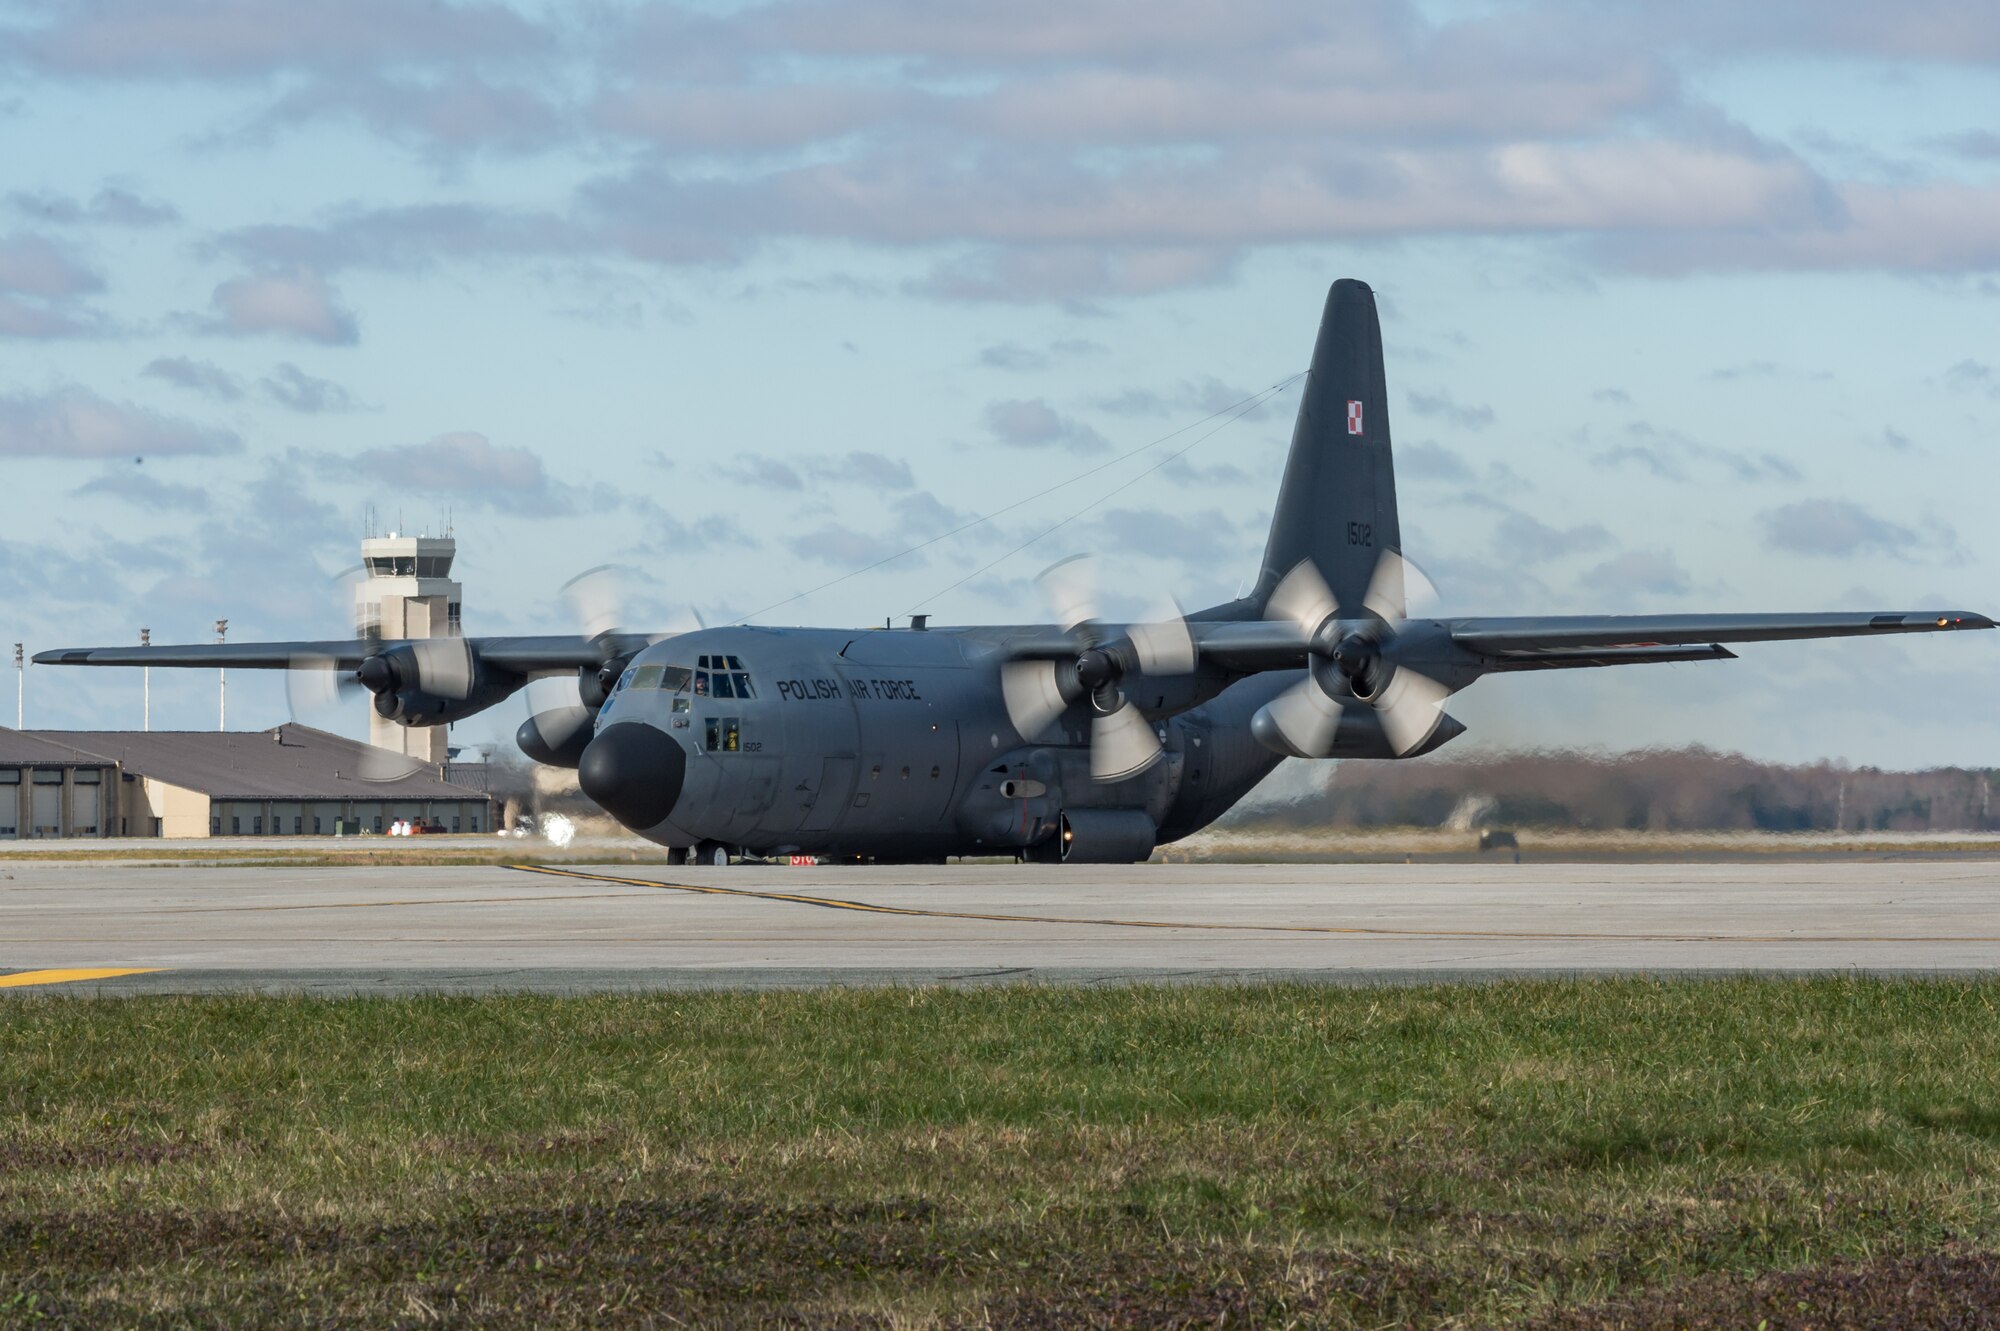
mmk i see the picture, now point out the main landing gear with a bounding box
[691,840,731,867]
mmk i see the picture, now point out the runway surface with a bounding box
[1,857,1997,993]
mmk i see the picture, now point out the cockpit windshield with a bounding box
[692,655,755,700]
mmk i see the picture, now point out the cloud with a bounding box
[820,450,916,489]
[1493,512,1614,564]
[1758,499,1915,558]
[7,187,177,227]
[1597,180,2000,275]
[9,0,1993,303]
[893,489,977,534]
[347,432,567,515]
[214,204,579,273]
[1943,359,1998,398]
[1098,506,1243,565]
[203,267,357,344]
[259,362,356,413]
[788,523,916,566]
[983,397,1109,452]
[1591,422,1801,484]
[0,386,239,458]
[142,356,244,401]
[0,296,103,338]
[724,449,917,491]
[1093,375,1279,420]
[0,234,104,298]
[1406,387,1495,430]
[73,467,212,511]
[1930,130,2000,160]
[978,339,1109,371]
[4,0,547,78]
[979,342,1049,371]
[1579,549,1691,598]
[0,233,108,337]
[1399,441,1474,482]
[258,73,571,155]
[721,455,804,491]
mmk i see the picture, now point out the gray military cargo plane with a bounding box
[40,280,1993,865]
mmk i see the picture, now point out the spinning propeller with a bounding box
[998,556,1195,782]
[1250,550,1450,759]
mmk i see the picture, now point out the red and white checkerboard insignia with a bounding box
[1346,400,1364,436]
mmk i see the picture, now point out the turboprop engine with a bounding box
[355,640,523,727]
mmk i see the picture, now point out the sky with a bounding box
[1,0,1996,769]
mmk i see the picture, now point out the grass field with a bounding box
[2,979,1997,1328]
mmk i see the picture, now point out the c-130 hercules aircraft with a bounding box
[42,280,1993,865]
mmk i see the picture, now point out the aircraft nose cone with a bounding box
[577,723,687,830]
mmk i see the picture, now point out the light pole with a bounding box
[10,643,19,729]
[214,619,228,731]
[140,628,151,732]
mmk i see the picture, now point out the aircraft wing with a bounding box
[1447,610,1992,670]
[33,635,626,674]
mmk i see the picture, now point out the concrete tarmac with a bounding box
[0,859,1996,994]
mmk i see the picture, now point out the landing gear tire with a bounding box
[665,846,689,867]
[694,840,731,868]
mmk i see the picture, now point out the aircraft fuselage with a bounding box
[590,625,1287,861]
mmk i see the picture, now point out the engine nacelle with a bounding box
[576,656,632,711]
[516,705,597,769]
[358,640,523,727]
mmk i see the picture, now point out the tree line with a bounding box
[1248,747,2000,833]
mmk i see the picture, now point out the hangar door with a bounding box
[30,774,60,838]
[69,771,101,836]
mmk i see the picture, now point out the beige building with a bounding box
[0,724,493,839]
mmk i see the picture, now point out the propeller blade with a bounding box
[560,564,625,643]
[1036,554,1097,631]
[652,605,706,641]
[1128,595,1194,675]
[283,653,364,726]
[1001,659,1070,739]
[352,744,428,784]
[1267,559,1337,635]
[410,637,475,700]
[1375,666,1449,756]
[1090,701,1163,782]
[1363,549,1407,624]
[1260,677,1346,758]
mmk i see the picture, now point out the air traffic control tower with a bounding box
[355,532,462,764]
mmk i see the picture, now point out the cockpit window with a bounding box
[632,664,665,690]
[662,665,692,693]
[692,655,756,700]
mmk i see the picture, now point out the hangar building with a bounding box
[0,724,494,839]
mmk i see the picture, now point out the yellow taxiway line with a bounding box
[0,968,163,989]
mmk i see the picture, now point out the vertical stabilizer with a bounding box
[1254,279,1402,618]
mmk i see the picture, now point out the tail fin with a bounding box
[1254,279,1403,618]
